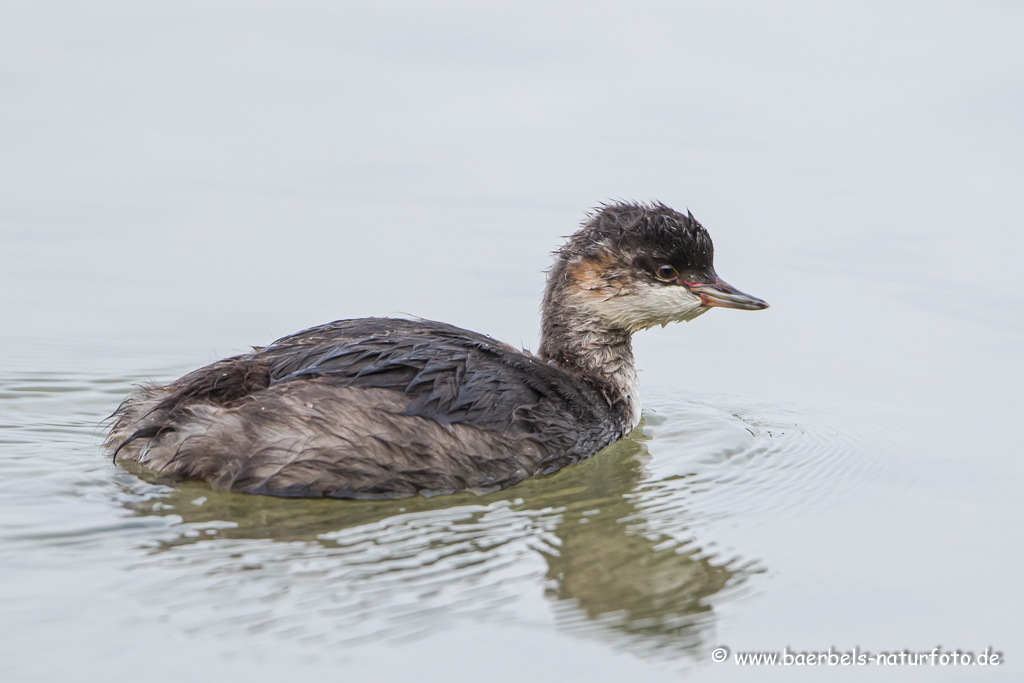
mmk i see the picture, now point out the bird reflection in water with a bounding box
[119,422,760,660]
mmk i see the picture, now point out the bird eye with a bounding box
[655,265,678,281]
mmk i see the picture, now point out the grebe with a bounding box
[107,202,767,499]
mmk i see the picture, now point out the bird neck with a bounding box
[538,278,641,432]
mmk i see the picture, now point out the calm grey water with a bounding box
[2,2,1022,681]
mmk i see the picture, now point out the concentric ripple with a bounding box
[632,388,917,542]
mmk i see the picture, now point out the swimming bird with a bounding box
[106,202,768,499]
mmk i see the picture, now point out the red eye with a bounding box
[655,265,677,281]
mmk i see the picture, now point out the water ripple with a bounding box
[633,390,916,542]
[1,368,912,668]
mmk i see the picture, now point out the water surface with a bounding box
[1,1,1022,681]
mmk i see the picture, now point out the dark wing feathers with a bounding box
[263,319,591,433]
[152,318,610,437]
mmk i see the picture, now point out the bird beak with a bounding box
[686,278,769,310]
